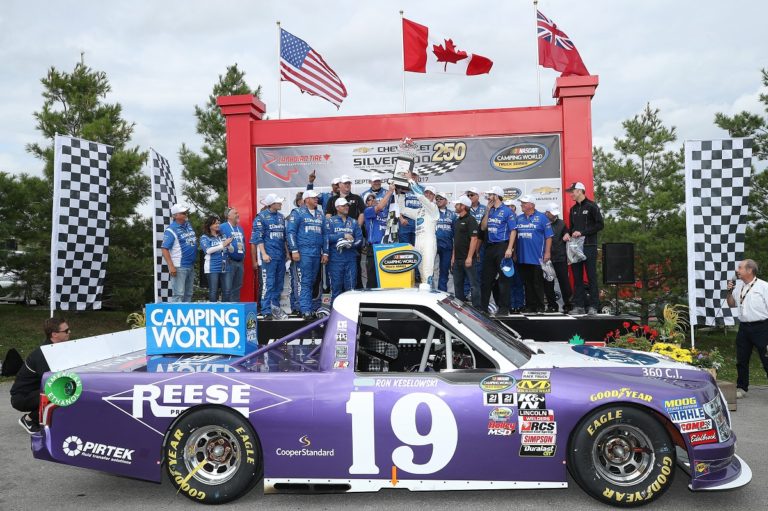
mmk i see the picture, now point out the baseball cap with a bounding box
[484,186,505,197]
[566,181,586,191]
[466,186,480,195]
[435,191,448,199]
[363,192,376,202]
[261,194,285,206]
[335,197,349,207]
[370,174,383,182]
[519,194,535,204]
[503,199,516,207]
[451,195,472,208]
[501,257,516,277]
[424,185,437,195]
[331,177,342,185]
[303,190,319,199]
[546,202,560,215]
[170,203,190,215]
[339,174,352,183]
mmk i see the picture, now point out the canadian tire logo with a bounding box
[63,436,83,457]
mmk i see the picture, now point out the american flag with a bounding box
[280,29,347,108]
[537,11,576,50]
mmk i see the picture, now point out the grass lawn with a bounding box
[0,304,131,382]
[690,327,768,386]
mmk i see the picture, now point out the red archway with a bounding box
[219,75,599,301]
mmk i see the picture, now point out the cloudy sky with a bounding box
[1,0,766,193]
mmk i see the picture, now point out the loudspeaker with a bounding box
[603,243,635,284]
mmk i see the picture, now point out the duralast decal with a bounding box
[519,444,556,457]
[379,250,421,274]
[490,143,549,172]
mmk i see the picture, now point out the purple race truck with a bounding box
[32,289,750,506]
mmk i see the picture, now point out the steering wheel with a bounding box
[430,339,476,371]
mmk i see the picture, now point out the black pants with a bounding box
[355,254,363,288]
[544,260,573,310]
[736,319,768,391]
[572,244,599,309]
[519,263,545,311]
[11,392,39,425]
[453,258,481,308]
[365,250,378,288]
[482,243,510,313]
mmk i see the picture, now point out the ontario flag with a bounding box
[537,11,590,76]
[402,18,493,75]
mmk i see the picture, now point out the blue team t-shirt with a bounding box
[162,221,197,268]
[515,211,554,264]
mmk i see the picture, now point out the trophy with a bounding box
[392,137,418,192]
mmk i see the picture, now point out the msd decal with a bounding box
[102,373,291,435]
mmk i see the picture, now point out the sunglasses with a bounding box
[57,328,71,334]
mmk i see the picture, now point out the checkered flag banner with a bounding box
[150,148,177,302]
[685,138,753,326]
[50,135,113,311]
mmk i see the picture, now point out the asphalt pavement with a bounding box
[2,382,765,511]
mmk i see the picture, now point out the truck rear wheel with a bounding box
[165,407,262,504]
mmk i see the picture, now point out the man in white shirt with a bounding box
[726,259,768,398]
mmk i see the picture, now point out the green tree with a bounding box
[593,104,687,324]
[179,64,262,218]
[24,62,152,310]
[714,68,768,267]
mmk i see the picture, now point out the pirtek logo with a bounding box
[62,435,133,462]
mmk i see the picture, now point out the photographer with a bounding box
[726,259,768,399]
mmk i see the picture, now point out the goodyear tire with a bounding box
[165,407,262,504]
[568,406,675,507]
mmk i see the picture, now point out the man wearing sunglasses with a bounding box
[11,317,71,434]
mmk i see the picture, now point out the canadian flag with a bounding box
[402,18,493,75]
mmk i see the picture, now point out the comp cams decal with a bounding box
[102,372,291,435]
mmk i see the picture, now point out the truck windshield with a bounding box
[438,296,533,367]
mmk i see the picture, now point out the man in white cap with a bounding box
[324,197,362,302]
[515,195,553,313]
[363,174,387,200]
[250,194,286,319]
[564,181,604,315]
[161,203,197,302]
[480,186,516,315]
[325,174,365,287]
[545,202,572,312]
[396,179,440,288]
[451,195,481,307]
[286,189,326,319]
[307,170,340,211]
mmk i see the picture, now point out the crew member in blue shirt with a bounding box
[515,195,553,313]
[200,215,233,302]
[287,189,326,319]
[435,191,456,292]
[363,186,396,287]
[161,203,198,302]
[325,198,362,303]
[219,207,245,301]
[480,187,517,316]
[504,199,526,313]
[251,194,287,319]
[465,187,487,299]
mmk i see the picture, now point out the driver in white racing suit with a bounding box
[395,179,440,288]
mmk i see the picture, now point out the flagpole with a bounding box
[400,10,406,113]
[277,21,282,119]
[534,0,541,106]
